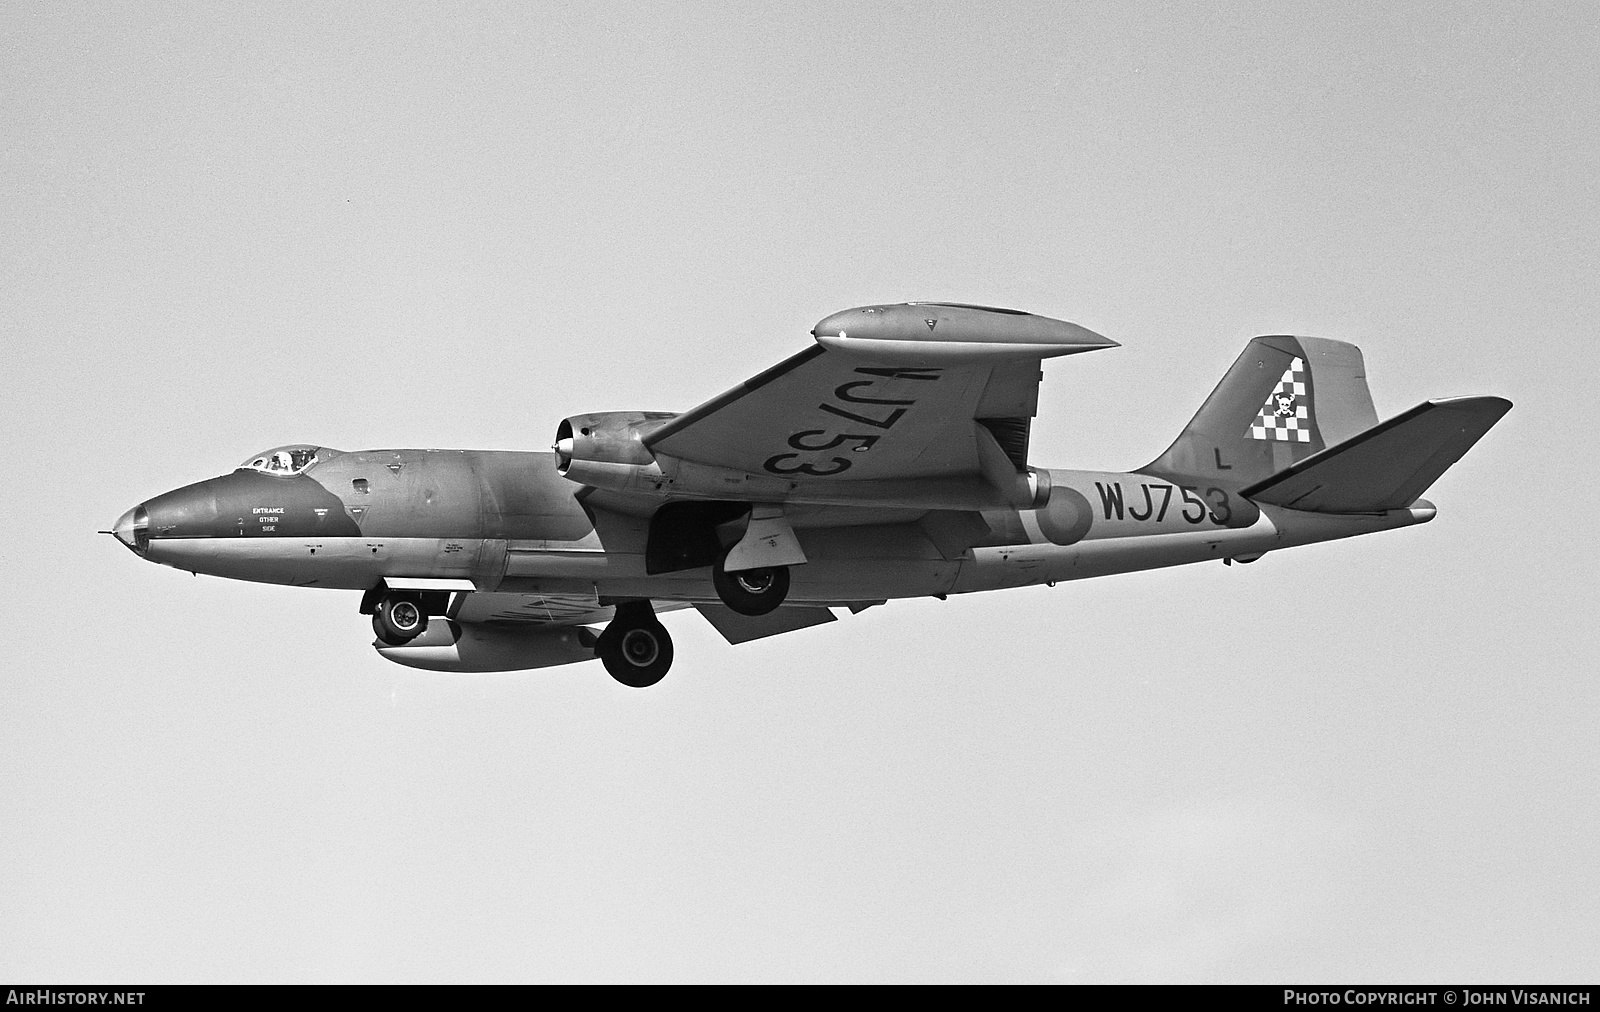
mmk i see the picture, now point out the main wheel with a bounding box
[712,556,790,616]
[597,610,674,688]
[372,593,428,645]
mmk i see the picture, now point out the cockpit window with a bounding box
[237,445,326,476]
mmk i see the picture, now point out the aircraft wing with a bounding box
[694,603,837,644]
[641,303,1115,504]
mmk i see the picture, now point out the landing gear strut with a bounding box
[595,601,674,688]
[370,591,429,646]
[712,554,790,616]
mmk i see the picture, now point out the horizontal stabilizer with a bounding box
[1240,396,1511,513]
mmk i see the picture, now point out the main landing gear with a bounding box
[365,589,430,646]
[712,554,790,616]
[595,601,674,688]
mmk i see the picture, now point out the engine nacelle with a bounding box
[375,620,598,672]
[554,411,670,468]
[550,406,1045,509]
[554,410,691,493]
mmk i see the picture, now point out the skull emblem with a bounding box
[1274,393,1296,417]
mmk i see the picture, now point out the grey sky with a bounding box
[3,2,1597,982]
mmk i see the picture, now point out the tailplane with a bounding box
[1240,396,1512,513]
[1147,335,1381,487]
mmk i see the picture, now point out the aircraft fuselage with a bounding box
[113,446,1432,605]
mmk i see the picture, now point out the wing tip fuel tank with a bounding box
[812,303,1117,361]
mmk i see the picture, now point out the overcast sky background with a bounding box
[4,2,1597,983]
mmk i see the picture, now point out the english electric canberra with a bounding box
[110,304,1510,686]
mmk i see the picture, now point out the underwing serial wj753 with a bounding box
[109,304,1510,686]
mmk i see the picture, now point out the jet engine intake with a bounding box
[554,411,680,491]
[554,412,672,470]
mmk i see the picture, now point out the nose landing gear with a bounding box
[369,591,429,646]
[595,600,674,687]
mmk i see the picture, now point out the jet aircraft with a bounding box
[109,303,1510,687]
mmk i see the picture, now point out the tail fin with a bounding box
[1146,335,1380,486]
[1240,396,1511,513]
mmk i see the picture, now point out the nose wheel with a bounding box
[596,601,674,688]
[712,554,790,616]
[371,592,429,645]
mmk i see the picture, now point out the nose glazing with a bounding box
[112,504,149,555]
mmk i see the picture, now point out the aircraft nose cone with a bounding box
[111,504,149,555]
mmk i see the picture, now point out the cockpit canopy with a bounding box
[236,444,337,477]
